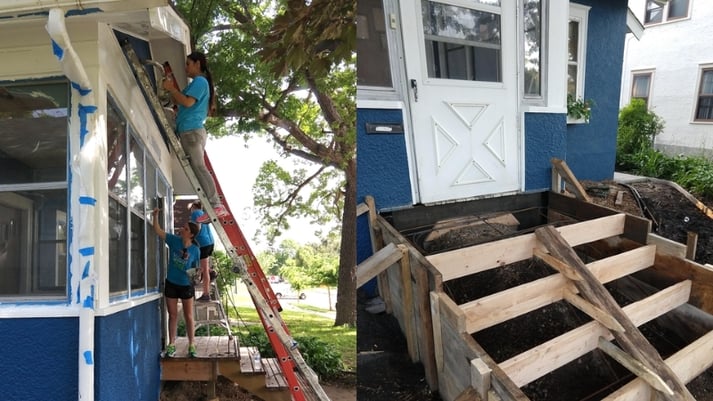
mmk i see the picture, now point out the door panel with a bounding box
[402,0,520,204]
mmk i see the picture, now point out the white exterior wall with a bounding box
[621,1,713,155]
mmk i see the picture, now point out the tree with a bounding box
[279,235,339,310]
[174,0,356,326]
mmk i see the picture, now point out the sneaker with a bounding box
[196,294,211,302]
[188,344,197,358]
[165,344,176,358]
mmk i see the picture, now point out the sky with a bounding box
[204,134,320,252]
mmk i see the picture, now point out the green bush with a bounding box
[237,326,343,379]
[616,99,664,169]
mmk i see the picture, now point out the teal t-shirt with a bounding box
[191,209,214,247]
[165,233,200,286]
[175,75,209,133]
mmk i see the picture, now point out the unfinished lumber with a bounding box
[535,225,695,401]
[648,233,686,258]
[429,214,627,282]
[500,280,692,387]
[615,190,625,205]
[357,202,369,217]
[470,358,491,400]
[462,245,656,333]
[686,231,697,260]
[551,158,593,202]
[597,337,673,396]
[533,248,583,282]
[400,245,418,362]
[602,329,713,401]
[356,243,402,288]
[563,290,624,333]
[454,387,482,401]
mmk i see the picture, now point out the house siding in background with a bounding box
[621,0,713,156]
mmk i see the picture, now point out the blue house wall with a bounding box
[95,300,162,401]
[565,0,627,182]
[0,318,79,400]
[0,300,161,401]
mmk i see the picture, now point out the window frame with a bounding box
[693,65,713,123]
[106,94,166,303]
[630,70,654,108]
[0,79,70,301]
[522,0,548,104]
[644,0,690,25]
[568,3,590,103]
[356,0,408,102]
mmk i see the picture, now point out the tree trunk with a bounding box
[334,158,356,326]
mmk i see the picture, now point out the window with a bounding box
[644,0,689,24]
[421,1,502,82]
[0,80,69,298]
[357,0,393,88]
[567,4,590,102]
[695,68,713,122]
[523,0,543,98]
[107,95,165,299]
[631,72,653,107]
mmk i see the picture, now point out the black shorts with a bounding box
[164,279,195,300]
[199,244,214,259]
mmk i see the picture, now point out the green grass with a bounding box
[228,300,356,372]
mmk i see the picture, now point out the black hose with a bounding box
[620,182,659,231]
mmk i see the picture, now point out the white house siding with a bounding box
[622,0,713,156]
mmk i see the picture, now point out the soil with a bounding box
[357,178,713,401]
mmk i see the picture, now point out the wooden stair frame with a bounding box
[361,192,713,401]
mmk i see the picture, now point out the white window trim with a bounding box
[567,3,590,124]
[691,63,713,124]
[356,0,407,102]
[643,0,691,26]
[521,0,549,106]
[629,68,656,107]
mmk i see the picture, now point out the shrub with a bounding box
[237,326,343,379]
[616,99,664,169]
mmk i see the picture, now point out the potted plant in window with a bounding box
[567,94,594,124]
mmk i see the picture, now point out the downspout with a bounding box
[46,8,98,401]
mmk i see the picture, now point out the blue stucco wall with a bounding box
[566,0,627,182]
[525,112,568,191]
[357,107,412,296]
[0,317,78,400]
[356,108,412,211]
[0,301,161,401]
[95,300,162,401]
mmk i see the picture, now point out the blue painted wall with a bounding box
[95,300,162,401]
[566,0,627,182]
[0,317,78,400]
[356,108,412,296]
[524,112,568,191]
[356,108,412,211]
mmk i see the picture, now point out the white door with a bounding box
[401,0,520,204]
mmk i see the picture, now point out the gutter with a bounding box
[46,8,98,401]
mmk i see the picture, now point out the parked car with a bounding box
[271,282,306,300]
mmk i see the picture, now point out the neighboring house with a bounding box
[0,2,197,400]
[357,0,640,275]
[620,0,713,156]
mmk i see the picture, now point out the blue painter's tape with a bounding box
[83,350,93,365]
[78,104,97,147]
[82,261,90,279]
[79,196,97,206]
[51,39,64,59]
[66,8,103,17]
[79,247,94,257]
[83,285,95,309]
[83,294,94,308]
[73,83,92,97]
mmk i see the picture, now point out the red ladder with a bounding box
[121,42,329,401]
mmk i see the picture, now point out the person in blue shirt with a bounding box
[162,52,228,223]
[151,208,201,358]
[189,201,215,301]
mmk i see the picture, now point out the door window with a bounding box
[421,0,501,82]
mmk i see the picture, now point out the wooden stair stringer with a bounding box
[218,358,291,401]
